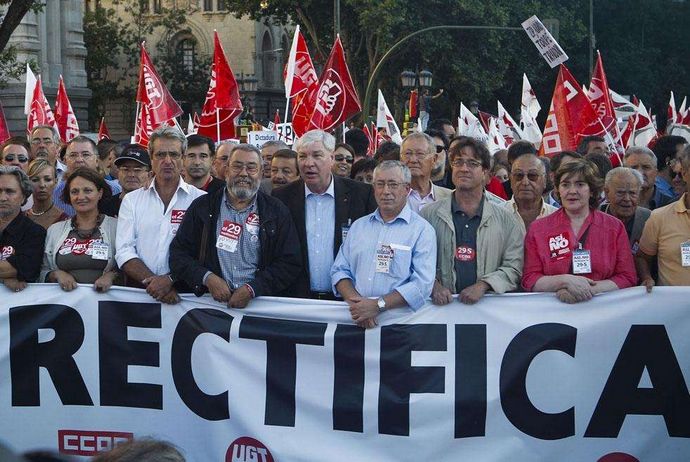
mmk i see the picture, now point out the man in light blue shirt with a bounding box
[332,160,436,328]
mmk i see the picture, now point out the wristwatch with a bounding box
[377,297,387,312]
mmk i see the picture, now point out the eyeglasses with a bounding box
[3,154,28,163]
[153,151,182,160]
[334,155,353,163]
[66,152,95,160]
[401,150,430,159]
[230,163,260,175]
[511,171,542,182]
[373,181,406,190]
[673,170,684,179]
[119,166,147,174]
[30,138,54,146]
[450,158,482,169]
[435,145,446,153]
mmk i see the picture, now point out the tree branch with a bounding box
[0,0,37,53]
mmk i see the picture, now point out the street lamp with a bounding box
[418,69,433,88]
[400,69,433,135]
[400,70,416,90]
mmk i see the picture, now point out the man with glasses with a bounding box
[601,167,650,253]
[116,127,206,303]
[504,151,556,231]
[53,135,121,216]
[401,132,452,213]
[0,137,31,172]
[426,129,453,189]
[170,144,301,308]
[184,134,225,194]
[273,129,376,299]
[652,135,687,200]
[420,137,524,305]
[331,161,436,328]
[29,125,66,180]
[624,146,674,210]
[100,144,152,217]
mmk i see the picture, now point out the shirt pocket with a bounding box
[390,245,412,279]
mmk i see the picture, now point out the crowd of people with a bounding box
[1,121,688,328]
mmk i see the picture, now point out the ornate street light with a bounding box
[418,69,433,88]
[400,70,416,90]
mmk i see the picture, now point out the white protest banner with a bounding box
[1,285,689,461]
[247,130,277,148]
[276,122,294,145]
[522,15,569,68]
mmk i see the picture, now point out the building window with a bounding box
[139,0,150,13]
[217,0,228,10]
[152,0,162,13]
[261,32,274,88]
[203,0,213,11]
[177,38,197,73]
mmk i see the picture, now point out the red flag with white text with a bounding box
[54,76,79,142]
[587,52,623,156]
[98,117,110,141]
[286,28,319,137]
[540,64,609,156]
[196,32,243,141]
[136,42,182,127]
[307,36,361,131]
[27,76,56,134]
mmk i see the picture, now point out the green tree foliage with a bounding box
[83,0,210,131]
[0,1,44,87]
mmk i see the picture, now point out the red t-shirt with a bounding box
[522,208,637,291]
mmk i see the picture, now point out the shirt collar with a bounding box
[371,203,412,224]
[408,181,435,200]
[304,175,335,198]
[452,194,484,218]
[149,176,191,197]
[674,193,689,213]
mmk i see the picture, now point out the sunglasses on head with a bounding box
[4,154,28,163]
[335,155,353,163]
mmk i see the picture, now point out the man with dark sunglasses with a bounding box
[0,137,31,172]
[504,152,556,231]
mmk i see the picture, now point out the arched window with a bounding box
[261,31,274,88]
[176,38,197,74]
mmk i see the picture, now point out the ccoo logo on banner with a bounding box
[1,286,689,461]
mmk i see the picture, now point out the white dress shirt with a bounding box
[116,177,206,275]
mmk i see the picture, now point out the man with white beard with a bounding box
[170,143,302,308]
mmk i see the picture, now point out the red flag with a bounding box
[98,117,110,141]
[540,64,609,157]
[371,121,378,154]
[54,76,80,142]
[132,103,153,148]
[196,33,243,142]
[307,36,361,132]
[363,124,374,156]
[478,111,495,133]
[0,102,10,143]
[136,42,182,127]
[409,89,418,118]
[587,52,623,156]
[27,76,56,133]
[620,114,636,149]
[274,110,280,131]
[284,26,319,99]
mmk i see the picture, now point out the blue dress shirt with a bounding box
[305,179,335,292]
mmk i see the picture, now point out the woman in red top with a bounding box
[522,157,637,303]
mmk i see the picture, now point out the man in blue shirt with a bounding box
[331,160,436,328]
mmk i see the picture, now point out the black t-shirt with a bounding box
[0,213,46,282]
[100,194,122,218]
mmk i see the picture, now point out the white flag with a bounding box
[497,100,523,144]
[24,63,37,116]
[376,89,402,144]
[458,103,488,142]
[632,101,657,147]
[521,74,541,119]
[487,117,507,154]
[520,106,542,146]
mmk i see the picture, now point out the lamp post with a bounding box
[400,69,433,135]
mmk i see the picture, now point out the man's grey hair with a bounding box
[91,438,185,462]
[402,132,434,155]
[294,130,336,153]
[148,126,187,155]
[0,165,33,199]
[261,140,288,151]
[229,143,262,164]
[624,146,657,166]
[605,166,643,189]
[29,124,61,144]
[374,160,412,184]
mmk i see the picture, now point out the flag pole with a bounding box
[132,101,141,143]
[216,108,220,142]
[283,97,291,126]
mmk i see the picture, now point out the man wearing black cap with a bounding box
[100,144,152,217]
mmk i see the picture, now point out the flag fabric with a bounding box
[496,100,523,144]
[667,91,677,132]
[477,111,494,133]
[539,64,611,157]
[409,89,418,119]
[520,106,542,146]
[306,35,361,132]
[27,76,56,134]
[54,76,80,143]
[98,117,111,141]
[196,32,243,141]
[631,101,658,148]
[363,123,374,157]
[274,110,280,132]
[587,51,623,157]
[186,114,196,136]
[609,89,637,120]
[521,74,541,119]
[487,117,508,154]
[288,31,319,137]
[376,89,402,144]
[371,121,379,154]
[0,102,10,143]
[132,102,153,147]
[136,42,182,128]
[619,112,636,150]
[458,103,488,142]
[24,63,37,116]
